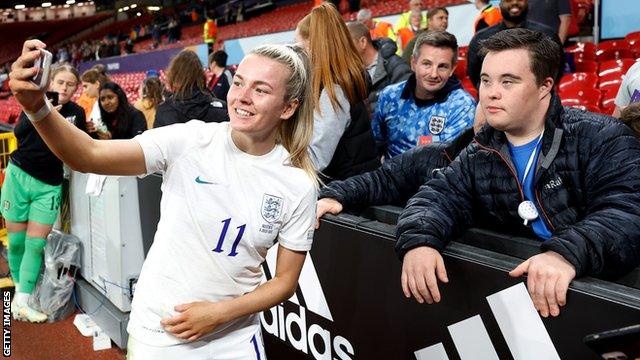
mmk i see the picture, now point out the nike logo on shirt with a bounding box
[195,176,216,185]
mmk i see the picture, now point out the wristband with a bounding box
[24,98,52,123]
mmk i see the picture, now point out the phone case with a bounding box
[32,49,53,91]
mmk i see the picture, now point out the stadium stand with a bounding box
[0,0,638,123]
[0,13,112,65]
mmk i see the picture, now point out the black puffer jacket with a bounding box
[396,94,640,278]
[368,38,413,113]
[154,90,228,127]
[319,127,474,209]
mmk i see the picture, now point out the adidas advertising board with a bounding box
[260,215,640,359]
[261,245,355,359]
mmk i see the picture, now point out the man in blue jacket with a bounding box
[372,31,476,159]
[397,28,640,317]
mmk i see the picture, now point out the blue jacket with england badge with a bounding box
[372,74,475,159]
[395,93,640,279]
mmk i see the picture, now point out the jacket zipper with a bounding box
[535,188,555,231]
[475,141,554,230]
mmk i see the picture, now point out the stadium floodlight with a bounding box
[131,4,137,9]
[118,7,123,12]
[66,0,75,4]
[42,2,52,7]
[63,4,70,7]
[147,6,160,11]
[136,12,141,16]
[14,4,25,9]
[123,6,129,11]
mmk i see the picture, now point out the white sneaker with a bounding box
[10,296,19,320]
[14,303,47,323]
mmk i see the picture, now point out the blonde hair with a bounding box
[249,44,318,185]
[51,63,80,86]
[297,3,368,113]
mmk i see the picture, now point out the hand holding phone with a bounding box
[32,49,52,91]
[45,91,59,106]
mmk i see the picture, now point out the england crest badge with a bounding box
[428,115,446,135]
[261,194,283,223]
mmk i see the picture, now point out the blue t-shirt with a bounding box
[508,136,552,240]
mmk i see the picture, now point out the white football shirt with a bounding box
[127,121,317,346]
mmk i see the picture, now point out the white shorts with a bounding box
[126,321,266,360]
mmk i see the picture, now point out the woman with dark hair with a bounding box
[154,50,228,128]
[88,81,147,139]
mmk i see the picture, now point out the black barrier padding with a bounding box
[352,205,640,291]
[264,217,640,359]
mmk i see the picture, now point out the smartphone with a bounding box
[32,49,52,91]
[45,91,59,106]
[584,324,640,360]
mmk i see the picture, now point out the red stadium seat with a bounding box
[596,40,634,62]
[598,58,636,77]
[569,104,601,113]
[559,87,601,106]
[624,31,640,57]
[574,59,598,73]
[566,41,596,61]
[454,58,467,81]
[601,97,616,114]
[458,46,469,59]
[559,72,599,91]
[599,72,624,89]
[599,82,621,100]
[461,77,477,99]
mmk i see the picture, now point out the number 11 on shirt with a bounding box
[213,218,246,257]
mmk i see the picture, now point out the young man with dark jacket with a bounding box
[398,28,640,318]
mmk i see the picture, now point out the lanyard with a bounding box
[521,132,544,185]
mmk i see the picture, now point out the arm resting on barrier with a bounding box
[319,143,449,210]
[395,147,476,259]
[318,127,475,213]
[161,246,306,341]
[394,149,475,305]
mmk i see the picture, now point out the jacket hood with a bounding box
[168,90,219,120]
[374,37,399,60]
[401,74,463,104]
